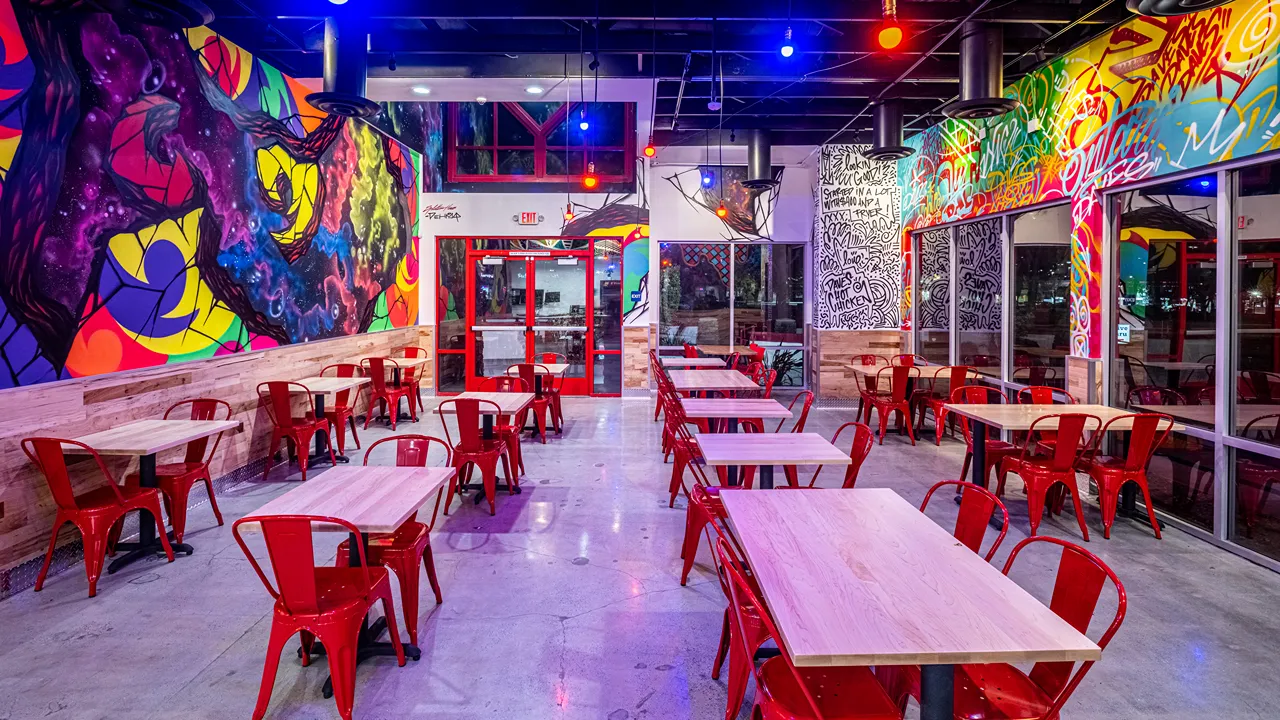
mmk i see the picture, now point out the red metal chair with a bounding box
[881,536,1126,719]
[892,353,928,366]
[999,413,1102,540]
[437,398,514,516]
[122,398,232,543]
[1127,386,1185,407]
[650,350,666,421]
[335,435,450,645]
[480,375,532,476]
[853,355,887,423]
[953,385,1019,488]
[537,352,567,430]
[509,363,554,443]
[1078,413,1174,539]
[807,422,875,488]
[401,346,429,412]
[683,343,699,358]
[233,514,405,720]
[913,365,972,446]
[1015,385,1078,454]
[361,357,417,430]
[665,394,716,506]
[920,480,1009,561]
[854,354,890,366]
[719,538,901,720]
[866,365,920,445]
[321,363,364,455]
[258,381,335,482]
[23,438,174,597]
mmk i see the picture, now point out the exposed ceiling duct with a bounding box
[862,100,915,161]
[943,22,1019,120]
[742,129,779,191]
[1125,0,1232,16]
[103,0,213,29]
[306,15,380,118]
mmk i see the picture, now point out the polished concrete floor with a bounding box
[1,396,1279,719]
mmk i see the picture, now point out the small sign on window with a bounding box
[1117,323,1131,344]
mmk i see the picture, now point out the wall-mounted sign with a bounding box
[514,212,544,225]
[424,203,461,221]
[630,290,643,303]
[1117,323,1131,344]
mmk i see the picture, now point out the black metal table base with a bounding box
[107,536,193,574]
[463,482,523,504]
[302,617,422,699]
[920,664,955,720]
[959,421,1006,529]
[718,416,741,487]
[759,464,775,490]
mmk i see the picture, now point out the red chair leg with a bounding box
[1065,483,1091,541]
[1025,481,1046,537]
[33,514,64,592]
[252,618,297,720]
[391,556,421,646]
[203,476,225,528]
[347,416,361,450]
[668,453,688,508]
[1099,480,1119,540]
[262,436,281,481]
[423,545,443,605]
[378,591,407,666]
[332,417,347,455]
[724,626,751,720]
[903,407,917,445]
[783,466,799,488]
[711,608,731,679]
[1136,479,1162,539]
[679,502,708,585]
[481,458,498,515]
[318,621,361,720]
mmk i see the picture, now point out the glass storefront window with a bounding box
[956,218,1003,377]
[1234,447,1280,558]
[1234,163,1280,445]
[658,243,731,347]
[438,239,468,351]
[1010,205,1071,389]
[916,228,950,365]
[734,244,805,386]
[1112,174,1217,423]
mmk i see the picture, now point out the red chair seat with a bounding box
[301,566,394,616]
[75,483,159,511]
[953,663,1055,720]
[755,657,900,719]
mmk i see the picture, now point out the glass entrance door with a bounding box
[465,248,595,394]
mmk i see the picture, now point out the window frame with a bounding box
[447,102,635,184]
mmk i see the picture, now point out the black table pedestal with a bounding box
[721,416,740,487]
[920,664,954,720]
[308,393,349,466]
[758,464,775,490]
[108,453,193,574]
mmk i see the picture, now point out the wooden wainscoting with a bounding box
[812,329,906,399]
[0,326,432,574]
[623,326,651,390]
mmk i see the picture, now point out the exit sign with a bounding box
[516,212,543,225]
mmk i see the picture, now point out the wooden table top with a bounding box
[842,363,974,380]
[507,363,570,376]
[721,488,1102,667]
[697,344,736,356]
[696,432,850,466]
[1134,403,1280,428]
[943,403,1185,431]
[290,376,371,395]
[668,369,761,392]
[661,357,726,368]
[1136,360,1209,371]
[680,398,792,419]
[68,418,242,457]
[363,356,429,370]
[439,392,535,415]
[240,466,455,534]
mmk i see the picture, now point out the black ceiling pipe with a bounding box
[307,15,380,118]
[742,129,779,191]
[100,0,213,29]
[862,100,915,161]
[1126,0,1232,16]
[943,22,1018,120]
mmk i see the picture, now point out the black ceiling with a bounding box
[205,0,1127,146]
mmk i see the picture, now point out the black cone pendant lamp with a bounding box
[306,14,380,118]
[1126,0,1232,15]
[943,22,1019,120]
[863,100,914,161]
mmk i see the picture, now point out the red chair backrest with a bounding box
[1019,385,1075,404]
[481,375,529,393]
[361,357,399,394]
[725,352,740,372]
[683,344,698,358]
[920,480,1009,561]
[402,346,427,359]
[1024,413,1100,472]
[855,354,884,366]
[233,515,373,616]
[760,369,777,398]
[1242,413,1280,443]
[165,398,233,465]
[782,391,815,432]
[1002,536,1126,713]
[891,354,921,367]
[950,384,1009,447]
[538,352,564,364]
[258,381,313,430]
[22,437,123,511]
[876,365,919,402]
[718,538,826,716]
[812,422,874,488]
[363,434,452,468]
[942,365,971,392]
[509,363,551,392]
[322,363,363,410]
[1095,413,1174,472]
[749,343,765,362]
[436,398,502,453]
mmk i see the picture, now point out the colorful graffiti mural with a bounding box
[0,5,419,389]
[900,0,1280,357]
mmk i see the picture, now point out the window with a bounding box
[915,228,951,365]
[956,218,1003,377]
[1010,205,1072,389]
[659,243,731,347]
[436,238,468,392]
[448,102,634,184]
[1234,162,1280,446]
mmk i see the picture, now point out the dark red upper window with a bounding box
[448,101,634,184]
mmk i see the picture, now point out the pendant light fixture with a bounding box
[645,1,659,159]
[942,22,1018,119]
[876,0,904,50]
[862,100,915,161]
[1127,0,1232,15]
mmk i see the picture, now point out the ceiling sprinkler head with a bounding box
[707,99,722,111]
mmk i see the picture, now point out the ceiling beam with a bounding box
[658,114,925,130]
[658,96,943,115]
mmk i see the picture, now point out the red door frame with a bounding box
[443,236,623,396]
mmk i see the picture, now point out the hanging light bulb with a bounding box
[701,169,715,187]
[582,161,599,190]
[563,202,575,221]
[780,26,794,57]
[715,203,728,218]
[643,140,657,158]
[579,107,590,131]
[877,0,904,51]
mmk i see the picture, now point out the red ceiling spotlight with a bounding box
[563,203,575,221]
[643,142,657,158]
[715,203,728,219]
[582,161,599,190]
[876,22,904,50]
